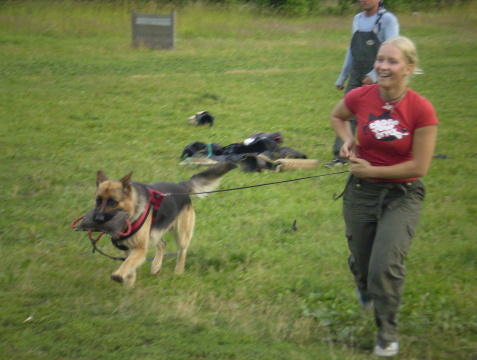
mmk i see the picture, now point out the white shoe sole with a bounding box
[374,342,399,357]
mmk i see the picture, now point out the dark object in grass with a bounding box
[75,209,130,239]
[188,111,214,127]
[433,153,449,159]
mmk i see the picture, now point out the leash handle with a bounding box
[71,214,128,262]
[117,219,132,237]
[70,216,84,229]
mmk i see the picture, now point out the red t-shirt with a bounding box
[345,84,439,182]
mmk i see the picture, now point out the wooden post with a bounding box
[132,10,176,50]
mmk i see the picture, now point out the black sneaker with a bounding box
[324,158,347,168]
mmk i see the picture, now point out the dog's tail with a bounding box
[182,162,237,198]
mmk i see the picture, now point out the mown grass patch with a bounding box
[1,1,476,359]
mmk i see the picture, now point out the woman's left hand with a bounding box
[349,157,374,178]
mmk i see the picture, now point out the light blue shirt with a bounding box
[335,11,400,87]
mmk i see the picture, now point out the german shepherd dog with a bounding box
[94,163,236,286]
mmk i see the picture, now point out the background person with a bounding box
[325,0,399,168]
[330,36,439,357]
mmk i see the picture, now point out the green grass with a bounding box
[1,1,476,359]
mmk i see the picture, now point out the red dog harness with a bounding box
[70,188,166,256]
[114,188,165,246]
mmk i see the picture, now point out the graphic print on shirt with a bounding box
[363,112,409,142]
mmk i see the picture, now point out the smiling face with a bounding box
[375,43,415,89]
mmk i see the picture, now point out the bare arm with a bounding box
[349,125,438,180]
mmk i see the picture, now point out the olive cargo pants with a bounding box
[342,175,425,346]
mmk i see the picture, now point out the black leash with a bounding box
[89,170,349,261]
[91,241,126,261]
[163,170,350,197]
[90,237,176,262]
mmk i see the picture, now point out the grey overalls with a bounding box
[345,12,383,93]
[333,12,385,157]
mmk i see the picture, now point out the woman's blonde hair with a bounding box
[381,36,423,75]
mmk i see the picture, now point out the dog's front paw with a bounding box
[111,273,124,283]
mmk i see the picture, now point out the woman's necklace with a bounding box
[381,89,407,112]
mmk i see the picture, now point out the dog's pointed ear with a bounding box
[97,170,108,186]
[120,171,134,188]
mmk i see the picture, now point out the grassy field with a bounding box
[1,1,476,359]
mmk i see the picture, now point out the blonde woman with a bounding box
[330,36,438,357]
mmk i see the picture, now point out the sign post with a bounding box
[132,11,176,50]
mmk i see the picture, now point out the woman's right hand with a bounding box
[339,140,356,159]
